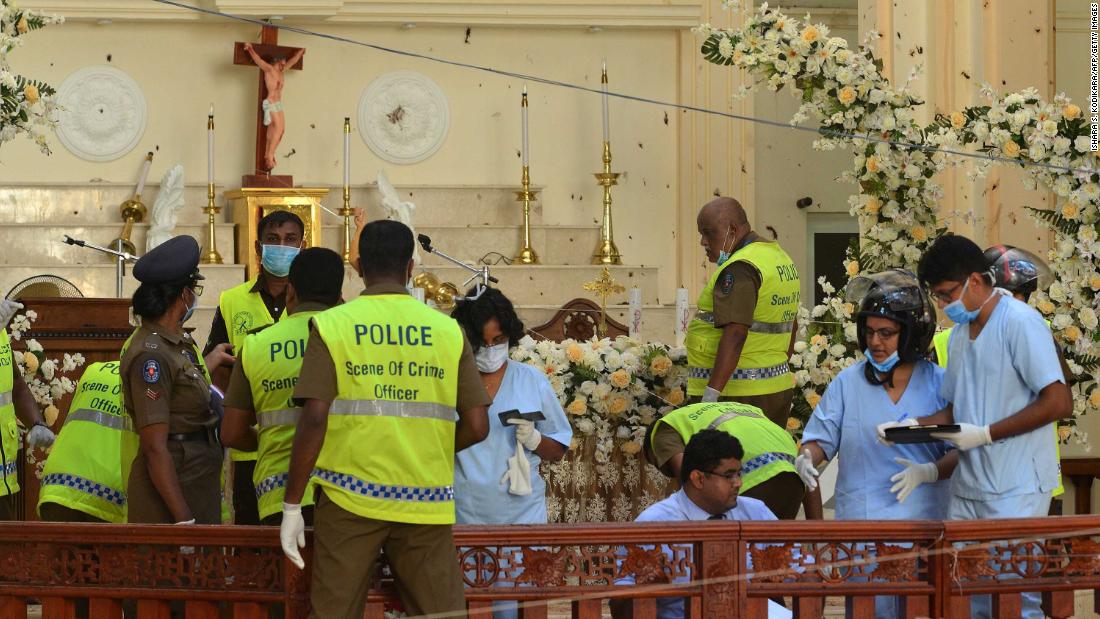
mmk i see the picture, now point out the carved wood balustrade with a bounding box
[0,517,1098,618]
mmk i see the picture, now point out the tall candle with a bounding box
[674,287,690,348]
[207,105,214,186]
[628,287,642,337]
[601,60,609,143]
[521,85,529,167]
[135,151,153,198]
[343,117,351,189]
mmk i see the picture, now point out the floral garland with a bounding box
[0,0,62,154]
[510,335,687,459]
[699,3,1100,442]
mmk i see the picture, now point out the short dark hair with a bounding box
[451,287,525,352]
[358,220,413,279]
[917,234,989,289]
[289,247,344,306]
[680,429,744,485]
[257,210,304,241]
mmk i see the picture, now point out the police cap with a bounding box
[133,235,205,284]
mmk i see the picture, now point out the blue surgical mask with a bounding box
[944,278,995,325]
[261,244,300,277]
[865,348,899,372]
[716,229,734,266]
[181,288,198,324]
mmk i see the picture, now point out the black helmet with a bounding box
[983,244,1052,298]
[846,269,937,364]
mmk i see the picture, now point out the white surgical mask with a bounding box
[475,342,509,373]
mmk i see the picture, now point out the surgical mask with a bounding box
[864,348,899,373]
[475,342,509,373]
[261,244,300,277]
[944,277,995,325]
[716,228,735,266]
[181,288,199,324]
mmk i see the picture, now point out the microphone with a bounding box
[417,233,433,253]
[63,235,85,247]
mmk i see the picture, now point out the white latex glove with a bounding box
[876,417,918,445]
[0,301,22,329]
[26,424,55,449]
[500,439,533,496]
[930,423,992,451]
[507,418,542,452]
[280,502,306,570]
[701,386,722,403]
[794,448,820,491]
[889,458,938,503]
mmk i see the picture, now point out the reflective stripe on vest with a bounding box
[1,461,14,476]
[257,407,302,428]
[255,472,288,499]
[0,391,11,407]
[688,363,791,382]
[313,468,454,502]
[686,241,799,397]
[743,452,796,475]
[329,400,456,422]
[41,473,125,507]
[64,408,132,432]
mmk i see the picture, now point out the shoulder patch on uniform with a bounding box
[142,359,161,383]
[719,270,736,294]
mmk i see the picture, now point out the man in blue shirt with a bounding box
[881,235,1072,618]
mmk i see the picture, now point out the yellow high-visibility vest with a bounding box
[240,310,320,520]
[0,329,19,497]
[38,362,137,523]
[219,279,276,463]
[653,401,798,492]
[311,294,463,525]
[687,241,799,396]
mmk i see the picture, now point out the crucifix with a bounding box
[233,25,305,188]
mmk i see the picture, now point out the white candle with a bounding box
[135,152,153,198]
[521,85,529,167]
[628,287,642,337]
[601,60,609,143]
[207,105,214,186]
[343,117,351,189]
[674,287,690,348]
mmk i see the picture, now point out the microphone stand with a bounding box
[417,234,498,302]
[63,235,138,299]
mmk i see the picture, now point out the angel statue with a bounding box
[146,165,186,252]
[377,169,420,265]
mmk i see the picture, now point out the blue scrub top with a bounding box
[454,359,573,524]
[941,295,1065,500]
[803,359,951,520]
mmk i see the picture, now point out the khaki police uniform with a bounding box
[293,283,490,618]
[686,232,797,426]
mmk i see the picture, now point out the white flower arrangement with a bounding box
[0,0,62,154]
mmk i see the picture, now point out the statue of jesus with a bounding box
[243,42,304,172]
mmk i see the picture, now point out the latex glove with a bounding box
[876,417,918,445]
[931,423,992,451]
[0,301,22,329]
[500,439,533,496]
[175,518,196,554]
[26,424,55,449]
[507,418,542,452]
[701,386,722,403]
[281,503,306,570]
[889,458,938,503]
[794,448,820,491]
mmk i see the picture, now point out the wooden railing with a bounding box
[0,517,1099,618]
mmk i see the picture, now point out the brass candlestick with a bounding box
[202,182,223,264]
[583,267,625,337]
[592,141,622,264]
[340,117,355,263]
[514,166,540,264]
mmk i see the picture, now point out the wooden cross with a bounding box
[233,25,304,188]
[583,267,625,338]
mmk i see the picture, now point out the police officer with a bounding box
[221,247,344,525]
[38,361,137,523]
[205,210,304,525]
[688,197,800,425]
[122,235,233,524]
[0,302,54,519]
[646,401,803,519]
[281,220,490,619]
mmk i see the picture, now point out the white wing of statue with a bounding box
[377,168,420,264]
[146,164,186,253]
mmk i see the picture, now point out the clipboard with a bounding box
[884,424,961,444]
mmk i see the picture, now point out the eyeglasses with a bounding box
[703,469,742,482]
[931,282,963,304]
[863,326,899,341]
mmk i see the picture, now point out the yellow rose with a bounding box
[864,197,881,214]
[667,387,685,406]
[23,84,38,105]
[786,417,803,431]
[649,355,672,377]
[22,351,39,375]
[1064,325,1082,342]
[911,226,928,242]
[810,334,828,348]
[837,86,856,107]
[1064,104,1082,120]
[1058,425,1073,441]
[16,16,28,34]
[608,395,630,417]
[621,441,643,456]
[1062,203,1080,220]
[865,157,879,173]
[1037,299,1056,314]
[1002,140,1021,158]
[610,369,632,389]
[1090,276,1100,291]
[565,343,584,364]
[1090,391,1100,409]
[806,392,822,409]
[800,25,820,43]
[566,398,588,415]
[950,112,966,129]
[44,405,58,427]
[846,261,860,277]
[843,302,855,315]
